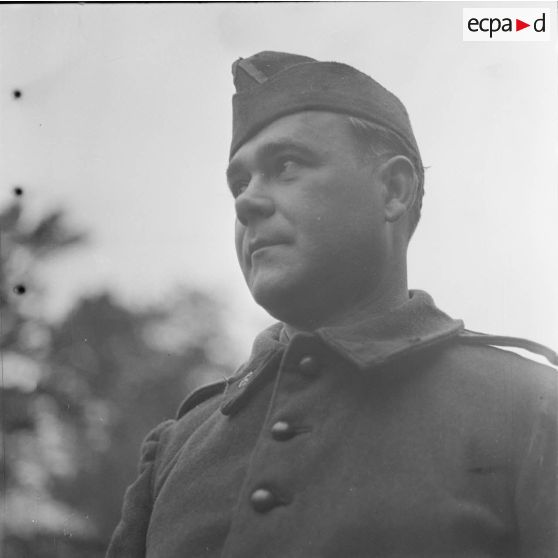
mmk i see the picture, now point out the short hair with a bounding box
[346,116,425,238]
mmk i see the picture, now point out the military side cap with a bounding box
[230,50,421,164]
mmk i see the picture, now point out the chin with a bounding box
[248,275,323,327]
[251,286,289,319]
[248,277,298,321]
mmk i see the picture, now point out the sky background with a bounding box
[1,1,557,359]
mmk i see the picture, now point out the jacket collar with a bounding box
[220,291,463,415]
[315,290,464,370]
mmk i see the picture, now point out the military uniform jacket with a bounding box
[107,291,557,558]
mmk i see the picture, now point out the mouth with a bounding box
[247,239,284,259]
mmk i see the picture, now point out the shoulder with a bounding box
[437,329,557,407]
[457,329,557,367]
[136,419,176,473]
[453,329,556,376]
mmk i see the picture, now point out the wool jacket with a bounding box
[107,291,557,558]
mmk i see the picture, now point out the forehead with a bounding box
[228,111,355,166]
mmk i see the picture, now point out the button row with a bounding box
[249,354,319,513]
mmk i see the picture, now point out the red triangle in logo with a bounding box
[516,19,530,31]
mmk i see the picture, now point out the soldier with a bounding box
[107,51,557,557]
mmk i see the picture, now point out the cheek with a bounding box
[304,189,376,238]
[301,194,383,261]
[234,221,246,268]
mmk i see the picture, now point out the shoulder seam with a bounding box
[149,419,174,500]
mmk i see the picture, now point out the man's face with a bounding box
[227,111,390,328]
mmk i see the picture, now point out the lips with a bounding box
[247,238,286,259]
[249,240,277,256]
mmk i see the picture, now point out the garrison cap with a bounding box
[230,50,422,166]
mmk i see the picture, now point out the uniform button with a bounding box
[271,420,296,441]
[250,488,278,513]
[298,355,319,375]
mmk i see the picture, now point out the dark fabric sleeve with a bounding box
[515,372,558,558]
[106,420,174,558]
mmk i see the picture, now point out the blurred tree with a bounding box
[0,193,91,555]
[1,193,236,556]
[45,289,233,541]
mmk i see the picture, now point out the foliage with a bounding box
[1,195,235,556]
[46,290,232,541]
[1,194,91,553]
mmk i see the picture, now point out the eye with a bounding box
[274,156,302,177]
[230,178,250,198]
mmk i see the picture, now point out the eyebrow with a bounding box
[226,139,318,182]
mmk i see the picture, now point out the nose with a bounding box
[235,175,275,226]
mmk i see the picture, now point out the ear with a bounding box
[376,155,418,223]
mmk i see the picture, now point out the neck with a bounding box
[283,274,409,338]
